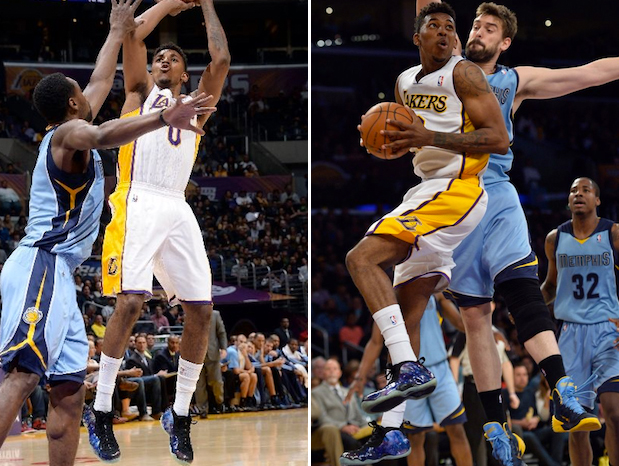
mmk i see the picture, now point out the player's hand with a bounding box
[380,111,430,157]
[110,0,145,35]
[162,93,216,135]
[509,392,520,410]
[610,317,619,349]
[156,0,197,17]
[344,376,365,404]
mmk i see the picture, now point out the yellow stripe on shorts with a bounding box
[370,178,483,246]
[102,187,129,297]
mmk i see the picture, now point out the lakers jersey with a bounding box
[118,85,200,192]
[397,55,489,181]
[554,218,619,324]
[20,128,105,271]
[484,65,518,186]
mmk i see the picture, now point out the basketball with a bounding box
[360,102,415,160]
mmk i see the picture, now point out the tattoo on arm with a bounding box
[454,61,492,98]
[201,1,228,56]
[432,128,492,150]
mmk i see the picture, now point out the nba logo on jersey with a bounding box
[437,76,444,86]
[597,234,602,242]
[390,315,397,325]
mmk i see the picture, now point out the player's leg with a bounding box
[406,431,426,466]
[567,431,591,466]
[444,424,473,466]
[47,381,85,466]
[599,391,619,465]
[0,366,39,445]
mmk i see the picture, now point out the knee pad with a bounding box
[495,278,556,345]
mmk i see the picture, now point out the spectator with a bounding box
[273,317,292,347]
[151,305,170,332]
[230,258,249,280]
[196,309,227,418]
[91,315,106,339]
[311,359,368,451]
[0,180,21,215]
[153,335,180,373]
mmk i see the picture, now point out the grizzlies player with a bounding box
[341,295,472,466]
[0,0,211,464]
[86,0,230,463]
[393,1,619,462]
[348,2,508,423]
[542,178,619,466]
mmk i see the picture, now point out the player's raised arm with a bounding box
[195,0,231,125]
[133,0,196,42]
[514,57,619,111]
[83,0,144,120]
[541,229,559,305]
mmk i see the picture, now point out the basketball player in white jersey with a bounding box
[0,1,213,464]
[85,0,230,463]
[346,0,507,430]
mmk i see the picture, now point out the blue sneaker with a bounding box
[361,360,436,413]
[161,407,194,464]
[483,422,526,466]
[83,404,120,463]
[551,376,601,433]
[340,422,411,465]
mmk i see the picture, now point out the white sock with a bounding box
[373,304,416,365]
[381,401,406,428]
[173,358,203,417]
[93,353,123,413]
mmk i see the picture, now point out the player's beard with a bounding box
[465,39,498,64]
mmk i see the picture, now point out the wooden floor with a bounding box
[1,409,308,466]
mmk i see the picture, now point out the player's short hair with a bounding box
[153,42,189,71]
[414,2,456,34]
[476,2,517,40]
[33,73,75,124]
[575,177,600,197]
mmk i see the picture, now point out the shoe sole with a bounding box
[361,379,437,413]
[551,416,601,433]
[340,448,412,465]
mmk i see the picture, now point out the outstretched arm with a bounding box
[195,0,231,126]
[83,0,144,120]
[541,229,559,305]
[514,58,619,112]
[54,93,214,155]
[133,0,196,42]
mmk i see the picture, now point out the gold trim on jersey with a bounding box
[118,108,141,185]
[459,110,490,179]
[102,188,129,296]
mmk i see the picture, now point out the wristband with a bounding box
[159,109,169,126]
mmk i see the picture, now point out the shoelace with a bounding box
[173,415,195,451]
[487,429,514,466]
[95,411,117,451]
[559,371,599,412]
[385,358,427,384]
[364,421,389,447]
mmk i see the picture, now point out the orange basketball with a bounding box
[360,102,415,160]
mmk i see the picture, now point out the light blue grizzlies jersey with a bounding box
[419,296,447,367]
[20,127,105,271]
[483,65,518,186]
[554,218,619,324]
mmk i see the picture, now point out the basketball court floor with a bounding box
[0,409,308,466]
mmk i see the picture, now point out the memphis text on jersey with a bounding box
[557,252,612,268]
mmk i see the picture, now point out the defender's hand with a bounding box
[110,0,145,35]
[162,93,216,135]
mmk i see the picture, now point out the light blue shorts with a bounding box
[449,182,536,306]
[0,246,87,383]
[558,320,619,409]
[403,359,466,433]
